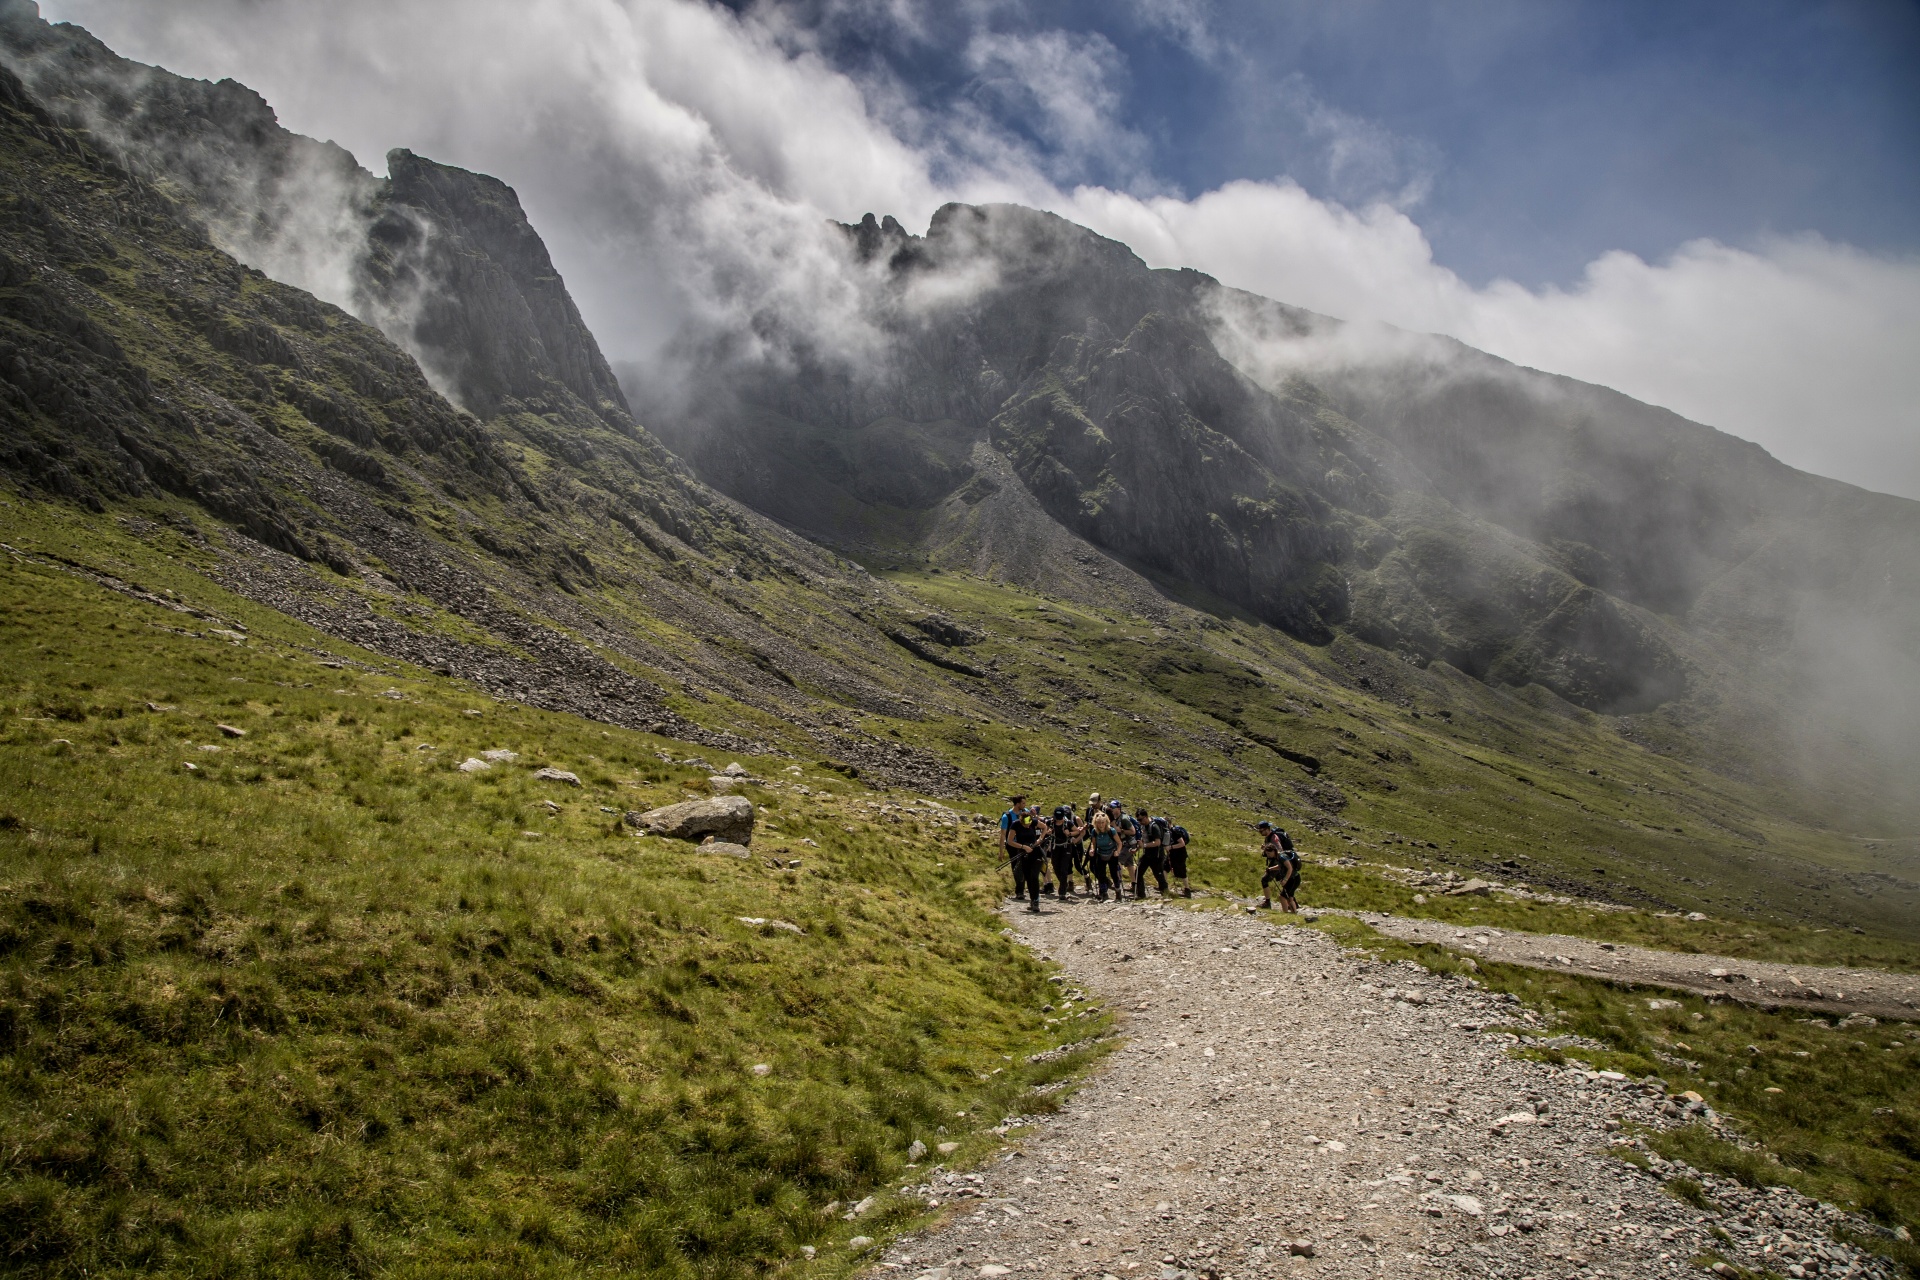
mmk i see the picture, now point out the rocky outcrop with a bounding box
[371,150,635,432]
[0,2,633,434]
[627,796,755,844]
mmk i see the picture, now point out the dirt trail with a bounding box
[1348,912,1919,1022]
[874,900,1901,1280]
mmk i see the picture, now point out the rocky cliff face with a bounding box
[660,204,1702,714]
[0,60,979,791]
[0,0,627,436]
[371,149,636,433]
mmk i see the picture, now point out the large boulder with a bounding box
[627,795,754,844]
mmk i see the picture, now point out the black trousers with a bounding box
[1050,850,1077,894]
[1012,852,1044,904]
[1134,850,1169,898]
[1093,855,1121,898]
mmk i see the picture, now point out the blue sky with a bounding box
[736,0,1920,289]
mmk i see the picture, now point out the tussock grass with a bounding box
[0,552,1106,1277]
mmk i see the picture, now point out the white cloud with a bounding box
[962,27,1151,189]
[1058,180,1920,498]
[41,0,1920,498]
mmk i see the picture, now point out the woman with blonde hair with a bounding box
[1088,807,1120,902]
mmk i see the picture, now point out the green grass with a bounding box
[1310,914,1920,1274]
[0,552,1110,1278]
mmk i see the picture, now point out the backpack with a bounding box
[1278,829,1295,853]
[1148,816,1170,841]
[1169,825,1189,848]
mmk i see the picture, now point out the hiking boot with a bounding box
[1183,887,1192,898]
[1259,896,1272,909]
[1027,902,1041,913]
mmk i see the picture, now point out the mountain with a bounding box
[4,16,1920,1275]
[2,1,1916,921]
[654,203,1920,819]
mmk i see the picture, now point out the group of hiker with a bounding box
[997,792,1302,913]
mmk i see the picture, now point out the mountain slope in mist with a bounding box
[649,202,1920,822]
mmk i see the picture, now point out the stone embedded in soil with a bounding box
[628,794,754,843]
[531,766,581,785]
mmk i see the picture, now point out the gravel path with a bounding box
[1353,913,1919,1023]
[874,900,1902,1280]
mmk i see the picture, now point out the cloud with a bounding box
[41,0,1920,498]
[1058,180,1920,498]
[961,27,1152,190]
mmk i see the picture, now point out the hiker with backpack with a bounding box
[1111,801,1140,899]
[1047,804,1081,902]
[1133,807,1171,899]
[1166,818,1192,898]
[1257,820,1301,911]
[1088,808,1122,902]
[1005,798,1045,913]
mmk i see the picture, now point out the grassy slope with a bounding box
[0,522,1108,1279]
[1305,912,1919,1274]
[861,570,1920,944]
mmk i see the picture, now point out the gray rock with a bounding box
[458,757,490,773]
[700,840,754,859]
[627,795,754,843]
[215,723,247,738]
[1446,878,1494,896]
[906,1139,928,1162]
[532,767,581,786]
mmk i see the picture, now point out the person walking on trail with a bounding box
[1048,805,1081,902]
[1006,803,1045,913]
[1277,825,1302,912]
[1088,809,1122,902]
[1111,801,1140,899]
[1000,795,1031,901]
[1166,818,1192,898]
[1257,820,1300,911]
[1078,793,1102,892]
[1133,807,1171,900]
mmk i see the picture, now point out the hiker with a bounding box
[1277,824,1302,912]
[1257,820,1300,911]
[1088,808,1122,901]
[1006,800,1045,913]
[1078,792,1102,892]
[1166,817,1192,898]
[1133,806,1171,900]
[1111,801,1140,899]
[1048,804,1081,902]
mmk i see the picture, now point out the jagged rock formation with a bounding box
[660,204,1697,713]
[0,59,983,791]
[372,148,636,432]
[0,0,626,433]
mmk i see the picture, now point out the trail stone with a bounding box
[1446,878,1493,896]
[628,795,754,843]
[848,1236,874,1249]
[906,1139,928,1162]
[532,767,580,786]
[937,1141,959,1155]
[458,757,490,772]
